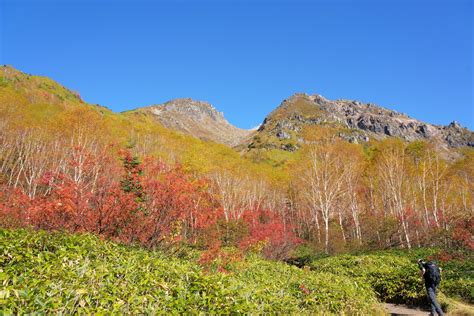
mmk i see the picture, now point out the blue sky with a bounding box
[1,0,472,129]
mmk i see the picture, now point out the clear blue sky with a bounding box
[1,0,472,129]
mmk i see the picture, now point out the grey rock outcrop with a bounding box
[141,98,252,146]
[251,93,473,151]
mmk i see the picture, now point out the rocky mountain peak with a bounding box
[248,93,473,151]
[140,98,251,147]
[154,98,225,122]
[448,121,462,129]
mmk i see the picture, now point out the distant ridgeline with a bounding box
[2,65,471,152]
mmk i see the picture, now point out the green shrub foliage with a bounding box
[0,229,379,314]
[307,249,473,304]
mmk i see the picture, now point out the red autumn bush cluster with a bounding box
[451,217,474,250]
[0,147,298,260]
[239,209,301,260]
[197,208,301,267]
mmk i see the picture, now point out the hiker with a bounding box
[418,259,444,316]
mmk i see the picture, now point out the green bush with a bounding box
[0,229,380,314]
[307,249,474,304]
[226,256,379,313]
[308,254,425,304]
[441,258,474,303]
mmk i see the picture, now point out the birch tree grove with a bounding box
[374,139,412,248]
[300,141,348,253]
[342,145,364,243]
[291,132,473,253]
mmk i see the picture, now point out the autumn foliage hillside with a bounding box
[0,66,297,261]
[0,65,473,262]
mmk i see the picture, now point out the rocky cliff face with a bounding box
[247,93,473,151]
[140,98,252,146]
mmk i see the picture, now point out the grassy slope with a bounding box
[0,229,380,314]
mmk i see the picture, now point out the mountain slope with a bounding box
[246,93,473,152]
[135,99,251,146]
[2,65,472,155]
[0,65,281,180]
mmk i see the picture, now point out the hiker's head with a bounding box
[417,259,427,270]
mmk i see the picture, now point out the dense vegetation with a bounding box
[0,229,380,314]
[305,249,474,305]
[2,229,472,314]
[0,66,473,313]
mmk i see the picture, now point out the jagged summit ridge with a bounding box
[251,93,473,151]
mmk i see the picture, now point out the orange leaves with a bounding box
[299,284,311,295]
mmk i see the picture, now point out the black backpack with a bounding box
[424,261,441,286]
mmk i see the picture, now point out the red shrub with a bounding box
[239,208,301,260]
[0,188,31,228]
[452,217,474,250]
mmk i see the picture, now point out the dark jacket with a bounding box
[418,261,441,288]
